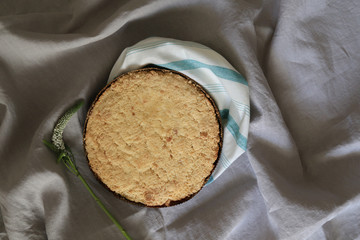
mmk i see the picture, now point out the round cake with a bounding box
[83,68,223,207]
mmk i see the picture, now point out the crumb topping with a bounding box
[84,69,221,206]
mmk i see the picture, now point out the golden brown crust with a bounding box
[83,67,223,207]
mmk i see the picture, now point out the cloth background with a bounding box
[0,0,359,239]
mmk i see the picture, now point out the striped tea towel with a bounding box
[108,37,250,184]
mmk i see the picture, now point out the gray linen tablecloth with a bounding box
[0,1,359,239]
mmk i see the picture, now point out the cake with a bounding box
[83,67,223,207]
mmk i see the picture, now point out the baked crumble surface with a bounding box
[84,69,221,206]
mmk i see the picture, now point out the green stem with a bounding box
[44,101,132,239]
[77,172,132,240]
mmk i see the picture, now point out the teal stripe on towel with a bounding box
[220,109,247,151]
[206,175,214,184]
[220,153,231,168]
[157,60,248,86]
[127,42,209,56]
[220,109,230,120]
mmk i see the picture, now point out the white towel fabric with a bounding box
[108,37,250,183]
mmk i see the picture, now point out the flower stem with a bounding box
[43,100,133,240]
[77,172,132,240]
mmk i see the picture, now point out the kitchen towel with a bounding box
[108,37,250,183]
